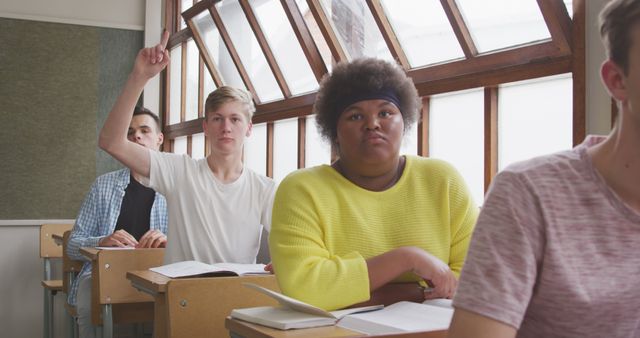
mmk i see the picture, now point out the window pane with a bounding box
[202,62,217,113]
[185,39,199,121]
[180,0,192,29]
[430,89,484,204]
[216,0,284,103]
[319,0,394,61]
[456,0,550,53]
[380,0,464,67]
[169,45,182,125]
[400,120,418,156]
[305,115,331,167]
[191,10,246,90]
[173,136,187,155]
[498,74,573,170]
[273,118,298,183]
[295,0,333,72]
[244,123,266,177]
[192,133,206,159]
[565,0,573,19]
[250,0,319,95]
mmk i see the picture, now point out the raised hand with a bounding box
[137,229,167,248]
[132,30,171,81]
[98,229,139,247]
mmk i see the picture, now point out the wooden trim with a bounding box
[209,5,260,102]
[266,122,274,178]
[256,92,316,115]
[412,47,572,96]
[297,117,306,168]
[186,18,225,88]
[440,0,478,58]
[239,0,291,97]
[281,0,328,82]
[537,0,573,54]
[164,119,204,139]
[307,0,348,62]
[166,0,178,33]
[417,97,430,157]
[168,29,193,50]
[198,58,204,118]
[366,0,410,69]
[180,42,187,123]
[484,87,498,192]
[187,135,193,157]
[181,0,215,22]
[571,0,586,145]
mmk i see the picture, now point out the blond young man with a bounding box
[99,32,275,265]
[448,1,640,337]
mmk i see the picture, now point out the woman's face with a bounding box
[335,99,404,169]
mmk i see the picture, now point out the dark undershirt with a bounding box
[114,175,155,240]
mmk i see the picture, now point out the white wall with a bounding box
[0,0,145,30]
[0,2,152,336]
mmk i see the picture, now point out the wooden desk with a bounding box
[127,270,281,338]
[225,317,448,338]
[80,247,164,338]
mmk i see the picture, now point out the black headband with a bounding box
[335,88,402,115]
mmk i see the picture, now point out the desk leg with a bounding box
[153,295,167,338]
[102,305,113,338]
[43,288,53,338]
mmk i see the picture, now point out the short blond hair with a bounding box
[205,86,256,120]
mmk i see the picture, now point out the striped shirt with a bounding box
[66,168,167,305]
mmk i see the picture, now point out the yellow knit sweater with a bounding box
[269,155,478,310]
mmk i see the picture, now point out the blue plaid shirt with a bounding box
[66,168,168,305]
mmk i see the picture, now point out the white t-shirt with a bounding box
[143,151,276,264]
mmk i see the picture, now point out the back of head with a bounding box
[312,57,420,145]
[599,0,640,74]
[205,86,256,120]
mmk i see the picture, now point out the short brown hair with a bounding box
[204,86,256,120]
[313,58,420,146]
[600,0,640,74]
[133,106,161,131]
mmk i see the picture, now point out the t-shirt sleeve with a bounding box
[260,180,276,232]
[269,173,370,311]
[453,170,545,329]
[141,151,183,196]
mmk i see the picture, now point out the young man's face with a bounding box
[127,114,164,151]
[202,101,252,156]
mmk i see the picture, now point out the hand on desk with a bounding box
[99,229,138,247]
[408,247,457,300]
[137,229,167,248]
[264,262,274,274]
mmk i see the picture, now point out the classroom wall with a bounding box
[0,1,147,336]
[0,1,612,337]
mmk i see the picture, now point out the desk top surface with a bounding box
[127,270,171,294]
[225,317,448,338]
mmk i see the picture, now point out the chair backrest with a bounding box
[40,223,73,258]
[62,230,84,294]
[166,275,280,337]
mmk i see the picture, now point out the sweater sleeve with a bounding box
[445,165,480,276]
[269,172,370,311]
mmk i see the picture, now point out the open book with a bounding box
[336,300,454,335]
[230,283,383,330]
[149,260,269,278]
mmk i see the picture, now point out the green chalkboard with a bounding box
[0,18,143,219]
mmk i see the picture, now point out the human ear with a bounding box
[601,59,627,102]
[245,121,253,137]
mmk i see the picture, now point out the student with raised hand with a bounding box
[99,31,275,265]
[68,107,168,338]
[269,57,479,311]
[448,1,640,337]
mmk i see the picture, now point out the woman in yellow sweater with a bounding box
[269,58,478,311]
